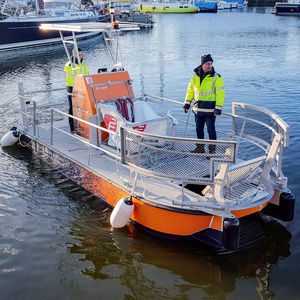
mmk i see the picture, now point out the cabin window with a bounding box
[44,2,70,10]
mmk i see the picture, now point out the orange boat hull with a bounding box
[29,139,270,237]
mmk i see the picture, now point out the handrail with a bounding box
[144,93,183,105]
[51,108,116,136]
[120,126,237,184]
[49,109,120,160]
[51,124,120,160]
[21,102,121,160]
[23,87,66,95]
[20,88,286,145]
[19,91,288,197]
[18,82,287,186]
[144,94,286,143]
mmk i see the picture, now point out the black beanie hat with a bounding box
[201,54,213,65]
[73,47,82,53]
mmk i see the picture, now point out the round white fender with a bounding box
[110,197,134,228]
[1,129,19,147]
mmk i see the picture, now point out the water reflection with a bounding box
[67,207,291,299]
[3,144,292,298]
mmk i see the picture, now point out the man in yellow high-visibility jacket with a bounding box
[64,47,89,132]
[183,54,225,153]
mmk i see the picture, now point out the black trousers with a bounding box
[195,114,217,154]
[67,86,74,131]
[195,114,217,140]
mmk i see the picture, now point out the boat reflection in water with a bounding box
[2,130,292,298]
[67,198,292,298]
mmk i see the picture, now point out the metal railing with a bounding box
[120,126,236,184]
[17,84,289,194]
[18,83,121,165]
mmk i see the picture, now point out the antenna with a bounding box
[103,2,124,71]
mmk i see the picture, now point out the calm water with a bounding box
[0,7,300,299]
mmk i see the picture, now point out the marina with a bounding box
[1,21,295,250]
[0,5,300,299]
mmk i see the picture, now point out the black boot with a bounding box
[209,144,216,154]
[69,118,75,133]
[191,144,205,153]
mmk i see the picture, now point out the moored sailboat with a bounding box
[0,0,108,51]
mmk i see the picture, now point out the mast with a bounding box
[34,0,40,14]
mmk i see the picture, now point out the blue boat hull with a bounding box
[275,3,300,16]
[195,2,217,13]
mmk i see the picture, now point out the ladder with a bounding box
[59,25,124,75]
[59,31,83,76]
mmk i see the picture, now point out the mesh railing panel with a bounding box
[232,102,289,148]
[121,128,236,183]
[224,158,265,187]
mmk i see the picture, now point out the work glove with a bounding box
[214,108,222,116]
[183,103,190,113]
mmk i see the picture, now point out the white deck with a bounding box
[28,119,229,216]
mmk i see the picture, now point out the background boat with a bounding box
[136,1,199,13]
[195,0,246,12]
[194,1,218,13]
[217,0,235,9]
[274,0,300,16]
[0,0,108,51]
[112,1,155,26]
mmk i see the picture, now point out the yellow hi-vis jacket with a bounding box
[184,68,225,115]
[64,60,89,87]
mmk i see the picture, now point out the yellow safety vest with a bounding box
[64,61,89,87]
[184,72,225,115]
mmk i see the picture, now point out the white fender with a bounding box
[1,130,18,147]
[110,197,134,228]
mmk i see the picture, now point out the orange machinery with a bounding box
[72,71,134,140]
